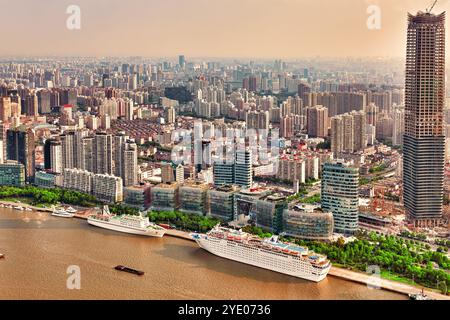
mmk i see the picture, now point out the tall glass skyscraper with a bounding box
[403,11,445,227]
[6,126,35,183]
[321,161,359,235]
[213,149,253,189]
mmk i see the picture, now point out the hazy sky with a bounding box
[1,0,450,58]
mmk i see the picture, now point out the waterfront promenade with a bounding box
[329,267,450,300]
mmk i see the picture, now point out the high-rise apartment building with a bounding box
[92,174,123,203]
[393,106,405,146]
[0,97,11,121]
[307,105,328,138]
[60,131,76,169]
[44,139,63,173]
[122,141,138,187]
[403,11,446,227]
[331,110,366,157]
[94,132,113,175]
[25,92,38,117]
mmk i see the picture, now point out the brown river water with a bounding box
[0,208,406,300]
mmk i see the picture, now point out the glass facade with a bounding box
[179,183,208,215]
[0,162,25,187]
[151,183,179,212]
[282,208,334,240]
[321,161,359,234]
[252,195,288,233]
[34,171,57,188]
[208,185,239,221]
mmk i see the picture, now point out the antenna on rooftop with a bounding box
[426,0,438,13]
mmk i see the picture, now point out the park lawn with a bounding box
[380,270,416,286]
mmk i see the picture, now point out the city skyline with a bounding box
[2,0,450,59]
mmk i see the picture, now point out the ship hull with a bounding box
[52,213,75,218]
[195,236,330,282]
[88,219,166,237]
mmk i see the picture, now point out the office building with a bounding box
[124,185,152,210]
[403,11,446,227]
[0,161,25,186]
[321,160,359,234]
[208,185,240,221]
[179,181,209,215]
[251,194,288,233]
[6,126,35,182]
[282,204,334,240]
[151,183,179,212]
[234,149,252,188]
[213,162,234,186]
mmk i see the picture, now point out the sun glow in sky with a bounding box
[1,0,449,58]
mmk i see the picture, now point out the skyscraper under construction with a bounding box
[403,10,445,227]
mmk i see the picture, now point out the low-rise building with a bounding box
[63,168,93,194]
[124,184,152,210]
[0,161,25,186]
[93,174,123,203]
[35,171,59,188]
[251,193,288,233]
[282,204,334,240]
[179,181,209,215]
[151,183,179,212]
[208,185,240,221]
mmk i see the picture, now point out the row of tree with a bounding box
[284,231,450,294]
[0,186,99,207]
[148,210,220,233]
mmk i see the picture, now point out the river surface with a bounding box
[0,208,406,300]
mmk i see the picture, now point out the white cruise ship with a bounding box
[87,206,166,238]
[191,225,331,282]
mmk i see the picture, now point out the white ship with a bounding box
[66,206,77,213]
[191,225,331,282]
[87,206,166,238]
[51,207,75,218]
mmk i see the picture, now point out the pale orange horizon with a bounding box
[1,0,450,58]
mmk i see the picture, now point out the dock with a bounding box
[0,201,53,212]
[164,229,195,242]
